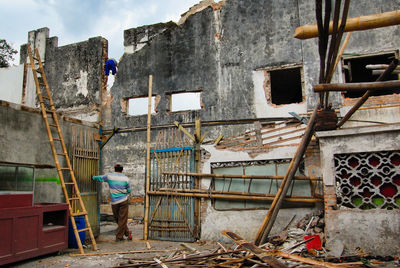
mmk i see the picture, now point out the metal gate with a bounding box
[147,127,197,241]
[71,126,100,236]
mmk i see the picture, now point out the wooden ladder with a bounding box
[27,44,97,254]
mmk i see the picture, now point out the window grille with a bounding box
[334,150,400,210]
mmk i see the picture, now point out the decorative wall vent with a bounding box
[335,150,400,210]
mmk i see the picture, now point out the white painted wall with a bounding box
[0,65,24,104]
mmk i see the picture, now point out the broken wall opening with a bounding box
[342,51,400,98]
[127,96,157,116]
[269,67,303,105]
[168,91,202,112]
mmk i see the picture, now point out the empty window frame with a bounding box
[169,92,202,112]
[342,51,400,98]
[127,96,156,116]
[267,66,303,105]
[210,159,310,211]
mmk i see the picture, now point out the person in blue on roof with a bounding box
[92,164,132,241]
[104,57,118,76]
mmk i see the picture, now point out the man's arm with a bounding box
[92,174,106,182]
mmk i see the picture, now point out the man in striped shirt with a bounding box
[93,164,132,241]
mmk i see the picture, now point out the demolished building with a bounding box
[1,0,400,258]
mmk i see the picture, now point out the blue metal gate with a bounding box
[147,146,196,241]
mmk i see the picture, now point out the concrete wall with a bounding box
[0,100,98,203]
[20,28,107,122]
[317,124,400,255]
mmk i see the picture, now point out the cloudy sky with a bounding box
[0,0,200,65]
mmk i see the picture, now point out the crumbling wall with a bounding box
[102,0,400,242]
[20,28,107,122]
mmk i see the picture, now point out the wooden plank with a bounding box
[144,74,153,240]
[222,230,288,268]
[148,190,322,203]
[294,10,400,40]
[314,80,400,92]
[274,252,338,268]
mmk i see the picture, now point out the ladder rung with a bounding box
[78,228,90,233]
[72,212,87,217]
[45,109,55,113]
[60,167,70,170]
[35,69,43,73]
[64,182,75,185]
[56,152,67,155]
[49,123,58,127]
[33,56,40,61]
[42,96,50,99]
[68,197,80,201]
[53,138,61,141]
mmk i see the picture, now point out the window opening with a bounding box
[128,96,156,116]
[210,159,309,210]
[335,150,400,210]
[170,92,202,112]
[342,52,399,98]
[270,67,303,105]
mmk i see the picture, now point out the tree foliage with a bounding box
[0,39,18,68]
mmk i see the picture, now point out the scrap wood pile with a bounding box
[113,212,398,267]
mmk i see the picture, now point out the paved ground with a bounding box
[8,221,221,268]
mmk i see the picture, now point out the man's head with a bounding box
[114,163,123,172]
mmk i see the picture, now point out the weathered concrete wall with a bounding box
[0,100,98,203]
[317,124,400,255]
[20,28,107,122]
[0,65,24,104]
[101,0,400,241]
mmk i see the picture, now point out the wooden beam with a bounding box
[174,121,195,142]
[222,230,288,268]
[148,190,322,203]
[144,75,153,240]
[162,171,320,181]
[314,80,400,92]
[294,10,400,40]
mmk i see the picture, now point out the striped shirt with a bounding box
[93,172,131,204]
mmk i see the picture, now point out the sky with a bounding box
[0,0,200,65]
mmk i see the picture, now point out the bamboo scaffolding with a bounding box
[314,80,400,92]
[148,190,322,203]
[162,171,320,181]
[294,10,400,40]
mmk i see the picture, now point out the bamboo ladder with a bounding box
[27,44,97,254]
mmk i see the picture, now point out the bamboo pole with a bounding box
[162,171,320,181]
[255,105,319,245]
[314,80,400,92]
[294,10,400,40]
[148,190,322,203]
[144,75,153,240]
